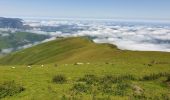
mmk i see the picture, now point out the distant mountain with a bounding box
[0,17,24,28]
[0,17,52,54]
[0,31,50,54]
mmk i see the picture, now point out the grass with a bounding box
[1,37,170,66]
[0,64,169,100]
[0,37,170,99]
[0,81,25,99]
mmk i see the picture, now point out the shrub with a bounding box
[98,83,114,94]
[114,82,130,96]
[75,74,134,95]
[100,75,114,84]
[160,94,170,100]
[141,72,170,81]
[166,75,170,82]
[120,74,136,81]
[52,75,67,84]
[131,93,147,100]
[61,93,83,100]
[78,74,98,85]
[0,81,25,99]
[100,74,136,84]
[71,83,89,94]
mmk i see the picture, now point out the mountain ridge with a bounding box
[0,37,170,65]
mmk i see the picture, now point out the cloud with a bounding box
[24,19,170,52]
[71,24,170,52]
[17,44,36,49]
[1,48,13,54]
[16,37,57,50]
[41,37,56,43]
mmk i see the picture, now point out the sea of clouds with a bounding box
[23,19,170,52]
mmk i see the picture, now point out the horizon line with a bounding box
[1,16,170,23]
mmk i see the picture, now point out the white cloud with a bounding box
[24,19,170,52]
[1,48,13,54]
[41,37,56,43]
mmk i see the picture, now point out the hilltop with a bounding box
[0,37,170,65]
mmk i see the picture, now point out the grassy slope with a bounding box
[0,37,170,100]
[0,32,48,49]
[0,37,170,65]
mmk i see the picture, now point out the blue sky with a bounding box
[0,0,170,20]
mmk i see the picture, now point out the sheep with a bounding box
[86,62,90,65]
[11,67,16,69]
[74,62,84,65]
[27,66,31,68]
[65,64,68,66]
[41,65,44,67]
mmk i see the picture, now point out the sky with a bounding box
[0,0,170,20]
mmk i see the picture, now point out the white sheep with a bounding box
[12,67,16,69]
[65,64,68,66]
[86,62,90,65]
[75,62,84,65]
[27,66,31,68]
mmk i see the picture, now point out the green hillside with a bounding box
[0,37,170,65]
[0,32,49,51]
[0,37,170,100]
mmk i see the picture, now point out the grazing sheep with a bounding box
[27,66,31,68]
[86,62,90,65]
[12,67,16,69]
[75,62,84,65]
[41,65,44,67]
[65,64,68,66]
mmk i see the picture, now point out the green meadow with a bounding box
[0,37,170,100]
